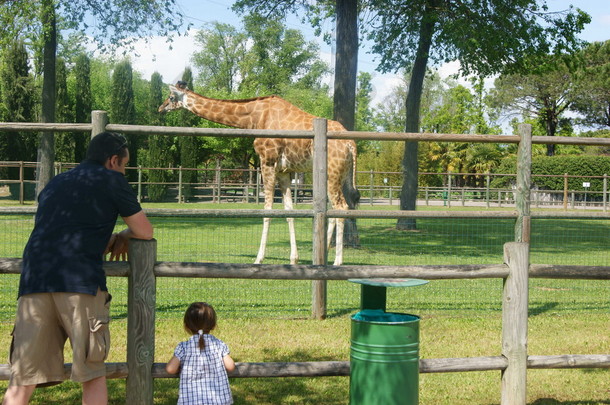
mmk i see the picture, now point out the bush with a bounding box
[491,155,610,191]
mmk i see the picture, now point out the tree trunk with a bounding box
[333,0,360,247]
[397,2,437,230]
[37,0,56,199]
[544,109,557,156]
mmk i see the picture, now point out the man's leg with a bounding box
[2,384,35,405]
[82,376,107,405]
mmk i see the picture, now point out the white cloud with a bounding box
[99,29,200,84]
[370,73,403,105]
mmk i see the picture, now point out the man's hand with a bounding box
[104,231,130,261]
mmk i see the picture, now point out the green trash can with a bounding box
[348,278,427,405]
[349,309,420,405]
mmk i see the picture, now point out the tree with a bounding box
[240,14,329,95]
[192,23,247,95]
[489,56,575,156]
[366,0,589,229]
[74,53,92,162]
[147,72,171,201]
[55,57,74,162]
[179,68,200,200]
[355,72,376,133]
[0,40,37,197]
[111,60,137,178]
[0,0,187,192]
[572,40,610,128]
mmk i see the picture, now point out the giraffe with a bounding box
[158,82,359,265]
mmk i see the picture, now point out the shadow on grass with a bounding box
[529,302,560,317]
[530,399,610,405]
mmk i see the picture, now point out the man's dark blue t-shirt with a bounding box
[19,159,142,297]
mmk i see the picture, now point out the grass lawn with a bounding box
[0,202,607,404]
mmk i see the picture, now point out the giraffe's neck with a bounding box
[183,91,271,129]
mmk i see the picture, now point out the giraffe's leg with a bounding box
[255,163,276,264]
[278,173,298,264]
[328,167,348,265]
[326,218,336,250]
[255,217,270,264]
[333,218,345,266]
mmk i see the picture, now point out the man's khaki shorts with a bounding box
[8,289,111,386]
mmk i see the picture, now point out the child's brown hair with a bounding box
[183,302,217,351]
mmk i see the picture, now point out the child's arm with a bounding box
[166,355,181,374]
[223,354,236,373]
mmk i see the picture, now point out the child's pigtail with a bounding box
[198,329,205,351]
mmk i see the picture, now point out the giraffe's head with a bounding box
[158,81,189,113]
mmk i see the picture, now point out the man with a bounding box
[2,132,154,405]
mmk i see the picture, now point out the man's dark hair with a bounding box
[86,132,128,164]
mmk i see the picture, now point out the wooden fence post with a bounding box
[486,172,490,208]
[19,161,24,205]
[515,124,532,243]
[137,166,142,203]
[369,169,374,206]
[447,174,452,207]
[91,110,108,139]
[312,118,328,320]
[178,166,183,203]
[501,242,529,405]
[563,173,569,211]
[603,174,607,213]
[126,239,157,405]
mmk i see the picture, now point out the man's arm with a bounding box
[106,211,153,261]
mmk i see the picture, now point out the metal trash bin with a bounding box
[348,279,427,405]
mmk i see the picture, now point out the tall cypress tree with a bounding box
[74,53,92,162]
[55,57,74,163]
[147,72,170,201]
[111,60,137,179]
[179,67,199,200]
[0,40,36,198]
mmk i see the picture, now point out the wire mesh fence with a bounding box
[0,211,607,322]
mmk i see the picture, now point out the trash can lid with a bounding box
[348,278,428,288]
[352,309,419,322]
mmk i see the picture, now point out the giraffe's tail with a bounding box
[345,141,360,209]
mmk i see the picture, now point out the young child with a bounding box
[166,302,236,405]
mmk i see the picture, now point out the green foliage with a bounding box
[367,0,590,77]
[111,60,138,175]
[193,15,329,98]
[179,69,200,200]
[0,40,37,183]
[55,57,75,162]
[492,155,610,191]
[73,53,92,162]
[147,72,171,202]
[355,72,376,134]
[571,40,610,128]
[488,55,577,156]
[192,23,247,94]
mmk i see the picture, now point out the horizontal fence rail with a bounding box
[4,120,610,146]
[0,258,609,280]
[0,354,608,381]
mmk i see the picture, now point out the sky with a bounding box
[126,0,610,106]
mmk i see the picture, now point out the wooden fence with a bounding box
[3,160,609,209]
[0,113,609,405]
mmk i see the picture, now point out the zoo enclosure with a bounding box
[0,114,609,405]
